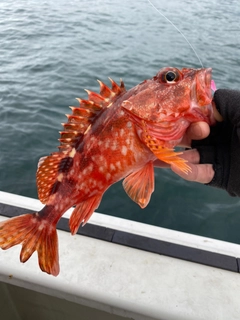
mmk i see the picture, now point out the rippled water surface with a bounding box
[1,0,240,243]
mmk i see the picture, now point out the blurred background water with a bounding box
[0,0,240,243]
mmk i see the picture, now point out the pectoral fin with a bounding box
[142,121,191,174]
[146,141,191,174]
[123,161,154,208]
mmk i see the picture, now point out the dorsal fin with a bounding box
[37,151,67,203]
[58,78,126,151]
[36,79,126,202]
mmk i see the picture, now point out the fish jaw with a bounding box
[187,67,215,125]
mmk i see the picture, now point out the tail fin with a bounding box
[0,214,59,276]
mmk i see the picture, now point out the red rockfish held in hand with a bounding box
[0,67,214,276]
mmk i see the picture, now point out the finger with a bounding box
[154,160,170,168]
[180,122,210,147]
[187,122,210,140]
[171,162,214,184]
[175,149,200,164]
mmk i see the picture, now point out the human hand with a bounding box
[156,89,240,197]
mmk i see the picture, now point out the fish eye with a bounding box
[158,68,182,84]
[165,71,177,82]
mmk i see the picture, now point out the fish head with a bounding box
[122,67,214,125]
[122,67,215,147]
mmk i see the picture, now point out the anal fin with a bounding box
[123,161,154,208]
[69,195,102,235]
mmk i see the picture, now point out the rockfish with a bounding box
[0,67,214,276]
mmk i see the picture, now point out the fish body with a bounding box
[0,67,214,276]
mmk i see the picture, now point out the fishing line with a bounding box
[147,0,204,68]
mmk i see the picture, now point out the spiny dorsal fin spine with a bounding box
[120,79,126,91]
[84,90,106,104]
[69,106,94,118]
[75,99,102,111]
[66,114,90,124]
[108,77,126,95]
[97,80,115,99]
[58,78,125,151]
[61,123,84,131]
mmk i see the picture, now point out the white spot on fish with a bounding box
[97,181,104,189]
[84,186,90,194]
[99,166,105,173]
[88,163,93,172]
[91,155,97,162]
[99,155,107,168]
[70,169,75,175]
[120,129,125,137]
[116,161,121,170]
[113,131,119,138]
[57,173,64,182]
[110,163,116,171]
[83,163,93,175]
[69,148,76,158]
[105,139,110,149]
[98,140,103,147]
[111,141,117,151]
[106,173,111,180]
[127,121,132,128]
[38,219,48,231]
[121,145,127,156]
[89,179,97,188]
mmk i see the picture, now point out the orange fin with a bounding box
[59,78,126,151]
[148,143,190,174]
[69,195,102,234]
[0,213,59,276]
[141,121,191,174]
[122,161,154,208]
[36,152,68,203]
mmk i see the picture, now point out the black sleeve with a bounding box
[191,89,240,197]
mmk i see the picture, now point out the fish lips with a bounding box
[190,68,215,124]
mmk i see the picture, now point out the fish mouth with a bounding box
[204,68,212,100]
[195,67,212,102]
[190,68,214,124]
